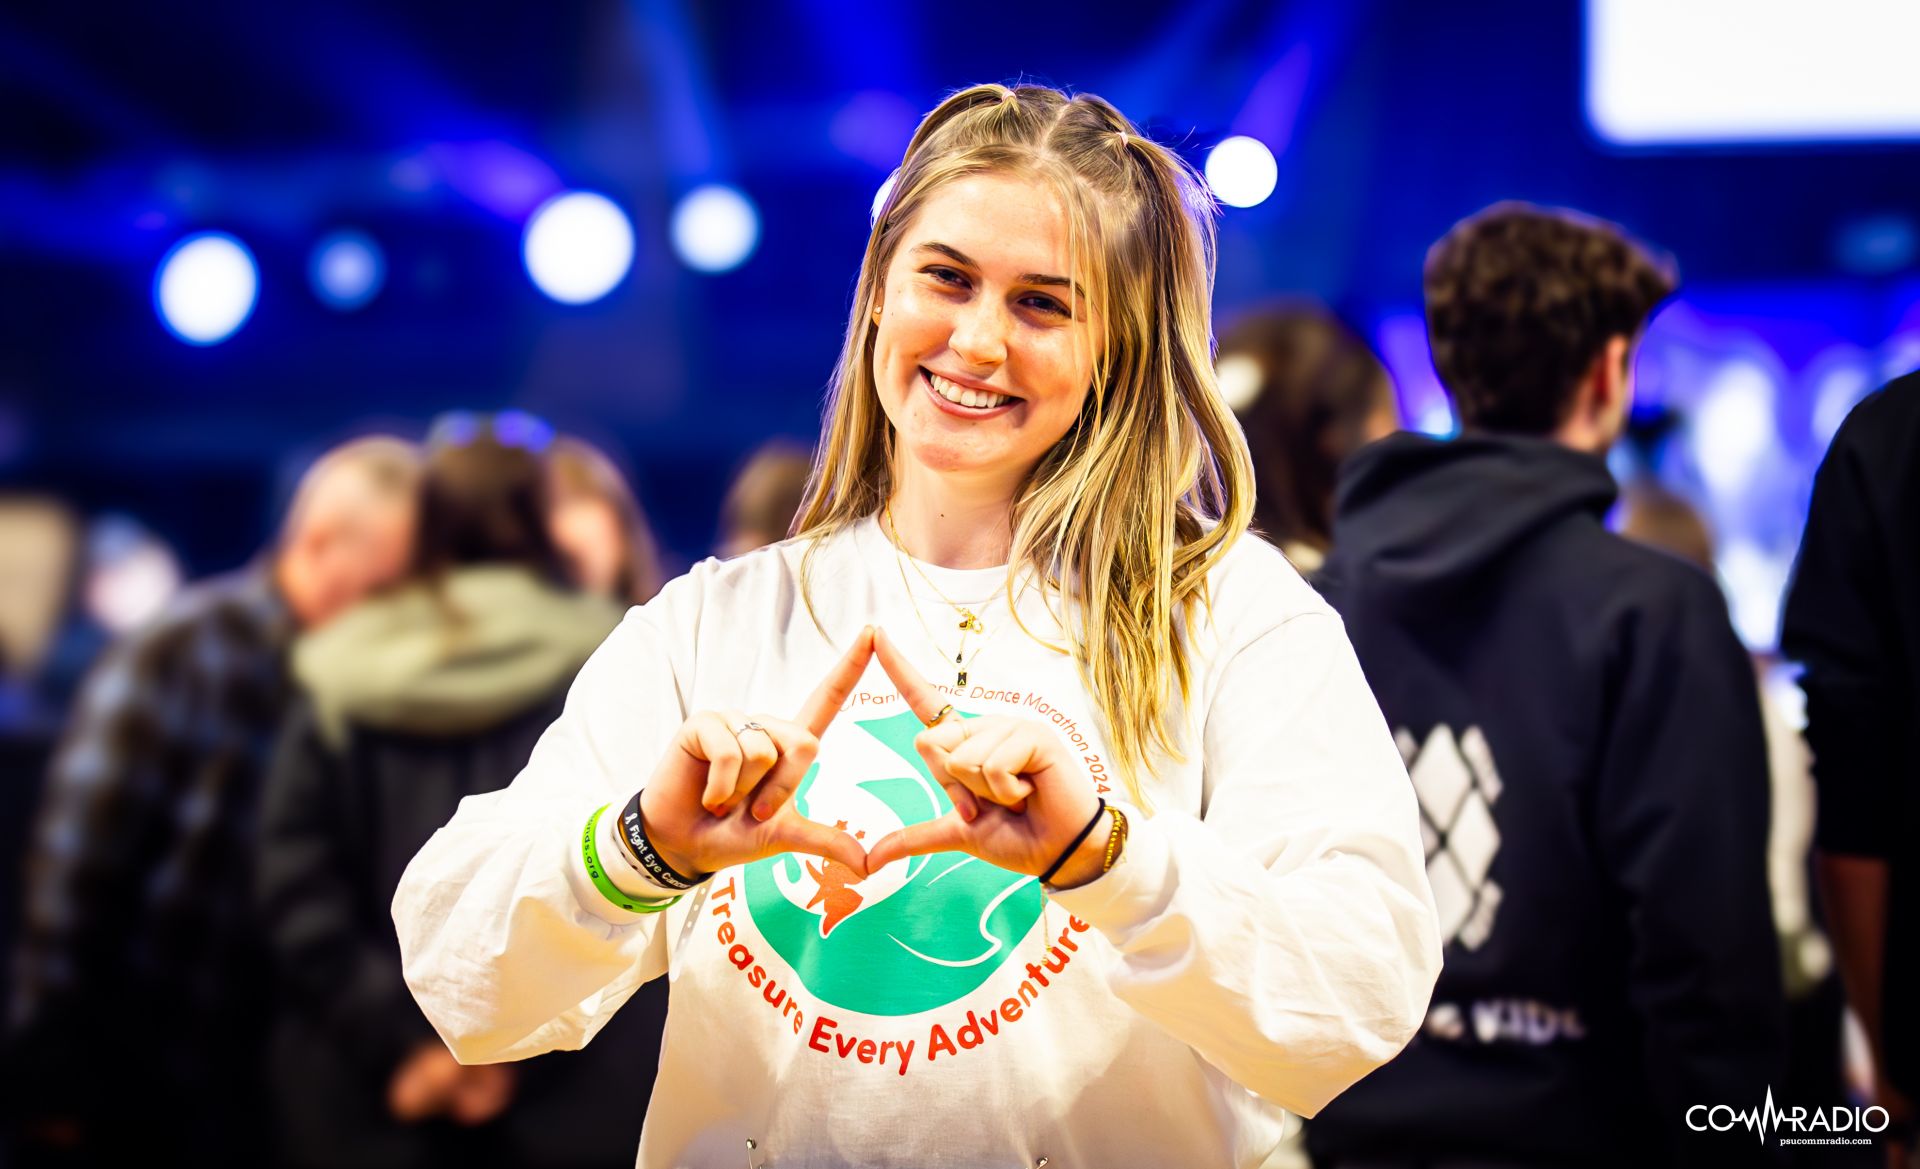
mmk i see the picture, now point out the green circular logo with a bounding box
[743,709,1044,1017]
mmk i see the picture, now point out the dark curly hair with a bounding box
[1424,202,1676,435]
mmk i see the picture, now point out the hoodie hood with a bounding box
[293,564,623,745]
[1324,431,1617,613]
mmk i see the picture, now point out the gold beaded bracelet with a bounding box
[1099,805,1129,875]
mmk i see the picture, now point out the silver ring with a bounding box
[735,721,769,739]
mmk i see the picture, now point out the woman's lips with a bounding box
[920,367,1019,419]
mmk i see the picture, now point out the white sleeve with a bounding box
[1048,609,1442,1117]
[389,600,691,1066]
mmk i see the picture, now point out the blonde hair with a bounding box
[794,83,1255,800]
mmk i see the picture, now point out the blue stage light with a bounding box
[523,191,635,305]
[310,230,386,311]
[1204,136,1278,209]
[154,232,259,345]
[671,184,760,274]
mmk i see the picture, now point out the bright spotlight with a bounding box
[1690,359,1778,497]
[671,184,760,274]
[1215,353,1264,412]
[872,171,899,226]
[523,191,635,305]
[154,232,259,345]
[310,230,386,311]
[1205,136,1278,209]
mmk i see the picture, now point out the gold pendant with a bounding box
[957,609,983,634]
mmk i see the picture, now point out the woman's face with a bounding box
[871,172,1101,487]
[550,495,626,599]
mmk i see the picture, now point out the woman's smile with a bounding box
[920,367,1021,418]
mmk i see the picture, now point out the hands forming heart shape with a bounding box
[634,626,1108,889]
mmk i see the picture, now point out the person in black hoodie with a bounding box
[1309,203,1786,1167]
[256,418,664,1169]
[1782,373,1920,1169]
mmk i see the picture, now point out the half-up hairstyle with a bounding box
[794,83,1255,803]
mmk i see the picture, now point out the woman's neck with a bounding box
[886,463,1016,569]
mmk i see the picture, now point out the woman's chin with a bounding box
[898,436,1010,479]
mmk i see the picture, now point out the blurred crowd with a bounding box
[0,200,1914,1169]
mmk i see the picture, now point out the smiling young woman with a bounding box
[392,83,1441,1169]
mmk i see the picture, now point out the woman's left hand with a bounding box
[865,628,1109,887]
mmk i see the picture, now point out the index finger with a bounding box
[794,625,876,737]
[872,626,950,727]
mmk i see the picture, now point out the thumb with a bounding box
[867,811,970,872]
[769,814,871,878]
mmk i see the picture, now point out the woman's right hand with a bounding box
[633,627,874,880]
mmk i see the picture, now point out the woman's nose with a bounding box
[947,297,1009,369]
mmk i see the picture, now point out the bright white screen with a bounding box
[1587,0,1920,145]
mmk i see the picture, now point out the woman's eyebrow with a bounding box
[913,241,1086,302]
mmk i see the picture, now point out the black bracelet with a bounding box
[1039,798,1107,887]
[617,790,707,890]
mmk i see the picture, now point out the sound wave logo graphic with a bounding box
[1686,1087,1892,1143]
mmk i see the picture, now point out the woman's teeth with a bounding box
[927,370,1011,410]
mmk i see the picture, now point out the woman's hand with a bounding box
[864,628,1109,886]
[634,628,874,880]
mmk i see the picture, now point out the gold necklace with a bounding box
[893,553,1002,687]
[882,504,1006,687]
[883,502,991,635]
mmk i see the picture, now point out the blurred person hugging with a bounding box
[1310,202,1786,1167]
[256,415,663,1169]
[1215,301,1399,576]
[547,434,666,606]
[4,435,420,1167]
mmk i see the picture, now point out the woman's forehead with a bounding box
[900,172,1080,281]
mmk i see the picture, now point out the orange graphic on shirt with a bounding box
[804,860,866,936]
[805,820,868,937]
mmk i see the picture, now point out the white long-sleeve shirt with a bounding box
[391,516,1441,1169]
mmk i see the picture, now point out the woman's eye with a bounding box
[1024,295,1070,318]
[924,266,967,287]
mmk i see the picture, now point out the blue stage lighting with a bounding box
[154,232,259,346]
[523,191,635,305]
[1205,136,1278,209]
[310,230,386,311]
[671,185,760,274]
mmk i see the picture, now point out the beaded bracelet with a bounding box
[1099,804,1129,875]
[582,805,679,914]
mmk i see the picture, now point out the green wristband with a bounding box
[582,804,680,915]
